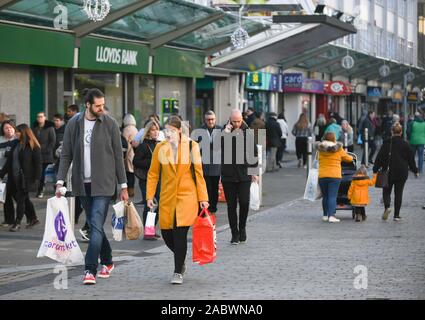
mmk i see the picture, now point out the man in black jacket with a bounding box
[221,109,259,245]
[196,110,222,215]
[266,112,282,172]
[32,112,56,198]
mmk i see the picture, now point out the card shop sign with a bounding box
[324,81,352,95]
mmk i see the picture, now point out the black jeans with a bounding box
[383,179,406,218]
[205,176,220,214]
[295,137,308,165]
[276,138,286,163]
[222,181,251,237]
[361,139,376,164]
[10,176,36,224]
[3,178,16,224]
[38,163,50,194]
[126,172,135,189]
[161,224,190,274]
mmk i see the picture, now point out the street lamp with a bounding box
[403,71,415,140]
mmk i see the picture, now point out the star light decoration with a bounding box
[231,26,250,49]
[83,0,111,22]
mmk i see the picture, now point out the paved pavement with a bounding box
[1,151,425,299]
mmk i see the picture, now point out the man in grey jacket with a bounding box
[55,88,128,285]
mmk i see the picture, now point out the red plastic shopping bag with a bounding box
[192,208,217,265]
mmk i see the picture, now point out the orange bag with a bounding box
[192,208,217,265]
[218,180,226,202]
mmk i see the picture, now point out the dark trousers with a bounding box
[9,177,36,224]
[38,163,50,194]
[161,224,190,274]
[295,137,308,165]
[276,138,286,163]
[205,176,220,213]
[139,179,160,227]
[354,207,366,218]
[3,178,16,224]
[126,172,135,189]
[361,139,376,164]
[383,179,406,218]
[222,181,251,237]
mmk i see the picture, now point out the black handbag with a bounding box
[375,138,392,189]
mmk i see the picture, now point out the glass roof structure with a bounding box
[0,0,269,52]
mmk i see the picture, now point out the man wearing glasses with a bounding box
[198,111,222,215]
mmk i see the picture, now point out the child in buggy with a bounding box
[347,165,377,221]
[336,152,358,216]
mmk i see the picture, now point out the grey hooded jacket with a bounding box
[57,112,127,197]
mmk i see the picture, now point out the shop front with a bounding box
[245,72,282,115]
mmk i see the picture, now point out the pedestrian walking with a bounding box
[265,112,282,172]
[32,112,56,198]
[359,111,377,165]
[347,165,377,222]
[341,120,354,152]
[0,120,18,227]
[122,113,139,197]
[407,112,425,174]
[276,113,288,167]
[55,88,128,285]
[313,113,327,142]
[315,132,353,223]
[373,122,419,222]
[244,107,255,127]
[65,104,79,123]
[133,120,161,240]
[292,113,313,168]
[197,110,222,215]
[221,109,259,244]
[146,116,209,284]
[324,118,342,141]
[53,113,65,174]
[0,124,42,231]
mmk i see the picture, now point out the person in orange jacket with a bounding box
[347,165,377,222]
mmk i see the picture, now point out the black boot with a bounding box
[230,230,239,245]
[239,229,247,243]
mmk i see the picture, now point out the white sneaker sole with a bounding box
[83,279,96,285]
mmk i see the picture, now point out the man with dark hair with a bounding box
[245,107,255,127]
[66,104,79,122]
[56,88,128,285]
[359,111,377,165]
[32,111,56,198]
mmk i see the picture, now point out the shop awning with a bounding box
[0,0,268,53]
[281,43,425,89]
[209,14,356,71]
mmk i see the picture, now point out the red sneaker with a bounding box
[98,264,114,279]
[83,271,96,285]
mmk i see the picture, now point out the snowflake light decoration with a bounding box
[231,27,249,49]
[83,0,111,22]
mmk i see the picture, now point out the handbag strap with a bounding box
[386,138,393,171]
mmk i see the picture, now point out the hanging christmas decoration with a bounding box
[231,5,249,49]
[341,54,355,70]
[83,0,111,22]
[379,64,390,77]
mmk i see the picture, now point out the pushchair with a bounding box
[336,152,358,218]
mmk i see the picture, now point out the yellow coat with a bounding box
[348,174,377,206]
[316,141,353,179]
[146,138,209,229]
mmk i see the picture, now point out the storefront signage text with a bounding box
[283,73,303,91]
[367,86,382,97]
[324,81,352,95]
[96,46,138,66]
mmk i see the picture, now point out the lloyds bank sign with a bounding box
[79,37,149,74]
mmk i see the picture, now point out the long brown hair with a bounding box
[16,124,40,150]
[296,113,309,130]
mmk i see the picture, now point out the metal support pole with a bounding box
[66,163,75,233]
[364,128,369,167]
[344,132,348,151]
[307,136,313,177]
[257,144,263,206]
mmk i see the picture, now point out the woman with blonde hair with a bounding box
[133,120,161,239]
[292,113,313,168]
[315,131,353,223]
[0,124,42,231]
[341,120,354,152]
[146,116,209,284]
[122,113,138,197]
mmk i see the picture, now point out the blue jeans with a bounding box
[318,178,341,217]
[411,144,424,173]
[79,184,112,275]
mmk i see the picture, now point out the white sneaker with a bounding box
[170,273,183,285]
[328,216,340,223]
[322,216,329,222]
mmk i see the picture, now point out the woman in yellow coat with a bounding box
[147,116,209,285]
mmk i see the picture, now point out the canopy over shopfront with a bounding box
[209,14,356,72]
[283,43,425,89]
[0,0,269,76]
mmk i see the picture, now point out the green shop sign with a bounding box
[0,24,74,68]
[79,37,149,74]
[154,47,205,78]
